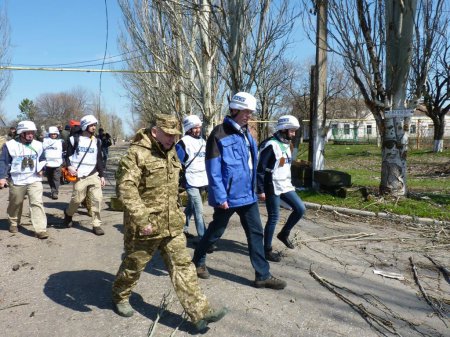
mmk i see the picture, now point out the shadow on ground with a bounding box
[43,270,199,333]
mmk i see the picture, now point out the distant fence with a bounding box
[326,125,449,149]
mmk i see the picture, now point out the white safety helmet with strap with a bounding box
[229,92,257,112]
[17,121,38,134]
[80,114,98,131]
[48,126,60,134]
[275,115,300,131]
[183,115,202,133]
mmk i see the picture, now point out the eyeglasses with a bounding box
[21,157,34,170]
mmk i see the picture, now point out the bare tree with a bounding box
[302,0,418,196]
[410,0,449,152]
[0,5,11,105]
[35,88,91,126]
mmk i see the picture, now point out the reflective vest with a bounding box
[262,139,295,195]
[181,136,208,188]
[69,136,98,178]
[43,138,63,167]
[5,139,43,185]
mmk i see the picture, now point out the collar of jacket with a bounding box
[224,116,248,135]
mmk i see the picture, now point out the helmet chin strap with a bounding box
[20,133,33,144]
[187,130,201,139]
[276,130,292,143]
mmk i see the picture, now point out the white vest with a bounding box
[43,138,63,167]
[181,136,208,187]
[263,139,295,195]
[69,136,98,178]
[5,139,44,185]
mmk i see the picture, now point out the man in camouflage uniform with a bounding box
[111,114,227,331]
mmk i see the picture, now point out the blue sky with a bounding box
[2,1,315,133]
[3,0,127,128]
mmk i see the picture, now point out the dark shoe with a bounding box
[64,211,73,228]
[254,276,286,290]
[265,250,281,263]
[196,265,210,279]
[194,307,228,332]
[113,301,134,317]
[207,243,218,254]
[277,232,295,249]
[35,231,49,240]
[184,231,195,239]
[51,192,58,200]
[93,227,105,236]
[9,225,19,233]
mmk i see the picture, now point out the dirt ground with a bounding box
[0,145,448,337]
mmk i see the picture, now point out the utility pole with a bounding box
[308,0,328,189]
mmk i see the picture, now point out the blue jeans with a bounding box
[264,190,306,251]
[192,202,271,281]
[184,187,206,238]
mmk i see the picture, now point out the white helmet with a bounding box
[80,114,98,131]
[275,115,300,131]
[17,121,37,134]
[229,92,257,112]
[48,126,60,134]
[183,115,202,133]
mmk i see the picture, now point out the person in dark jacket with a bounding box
[192,92,286,290]
[256,115,306,262]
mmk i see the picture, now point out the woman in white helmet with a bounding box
[43,126,63,199]
[175,115,209,242]
[0,120,49,239]
[256,115,306,262]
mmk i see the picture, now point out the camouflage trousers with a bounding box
[112,232,211,323]
[66,173,102,227]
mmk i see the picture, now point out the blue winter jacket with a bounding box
[205,116,258,208]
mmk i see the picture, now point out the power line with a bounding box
[0,66,166,74]
[9,49,140,67]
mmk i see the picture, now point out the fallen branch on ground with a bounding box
[309,268,400,336]
[409,257,448,327]
[147,291,176,337]
[300,232,376,243]
[0,302,30,311]
[424,255,450,285]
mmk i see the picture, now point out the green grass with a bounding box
[295,143,450,221]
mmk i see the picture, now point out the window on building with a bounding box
[344,124,350,135]
[366,124,372,135]
[410,124,416,134]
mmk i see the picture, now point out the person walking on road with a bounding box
[175,115,208,241]
[63,114,106,236]
[43,126,63,200]
[112,114,227,331]
[192,92,287,290]
[0,121,49,239]
[257,115,306,262]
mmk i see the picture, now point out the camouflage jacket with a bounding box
[116,128,184,240]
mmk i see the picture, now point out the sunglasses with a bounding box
[21,157,34,171]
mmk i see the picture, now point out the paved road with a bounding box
[0,144,448,337]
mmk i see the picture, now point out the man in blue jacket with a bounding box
[192,92,286,290]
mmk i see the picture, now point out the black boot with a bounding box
[277,232,295,249]
[265,249,281,262]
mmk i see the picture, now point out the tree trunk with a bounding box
[380,0,417,196]
[433,117,445,152]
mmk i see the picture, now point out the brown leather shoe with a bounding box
[93,227,105,236]
[196,265,210,279]
[36,231,49,239]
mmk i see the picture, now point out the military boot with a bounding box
[63,210,73,228]
[194,307,228,332]
[113,301,134,317]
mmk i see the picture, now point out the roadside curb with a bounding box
[304,201,450,226]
